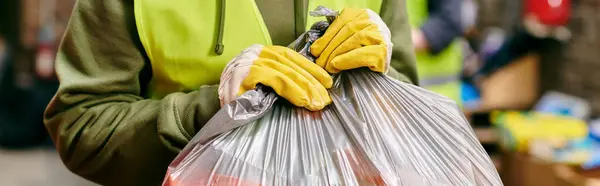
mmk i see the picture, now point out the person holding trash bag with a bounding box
[44,0,418,185]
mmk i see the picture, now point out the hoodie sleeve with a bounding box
[420,0,462,54]
[43,0,220,185]
[381,0,419,85]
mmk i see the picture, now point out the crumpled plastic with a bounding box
[162,6,502,186]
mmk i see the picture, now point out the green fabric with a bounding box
[380,0,419,84]
[134,0,273,99]
[415,42,463,103]
[44,0,417,185]
[293,0,308,38]
[406,0,428,27]
[426,80,461,105]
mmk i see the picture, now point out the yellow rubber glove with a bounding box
[311,8,393,74]
[219,45,333,111]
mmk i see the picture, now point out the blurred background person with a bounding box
[407,0,463,105]
[468,0,571,85]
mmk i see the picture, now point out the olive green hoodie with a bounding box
[44,0,418,185]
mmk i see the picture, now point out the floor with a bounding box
[0,148,98,186]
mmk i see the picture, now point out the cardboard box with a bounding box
[502,152,600,186]
[501,152,556,186]
[480,54,540,110]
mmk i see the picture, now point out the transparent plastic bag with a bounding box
[163,7,502,186]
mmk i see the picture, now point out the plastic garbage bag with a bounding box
[163,6,502,186]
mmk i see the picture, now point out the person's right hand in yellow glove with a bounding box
[310,8,393,74]
[218,44,333,111]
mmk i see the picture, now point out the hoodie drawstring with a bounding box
[215,0,226,55]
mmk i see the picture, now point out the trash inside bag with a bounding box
[163,6,502,186]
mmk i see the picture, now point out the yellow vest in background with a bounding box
[406,0,463,105]
[134,0,382,99]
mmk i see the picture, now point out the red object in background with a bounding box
[524,0,571,26]
[35,43,56,79]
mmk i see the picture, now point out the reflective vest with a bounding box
[407,0,463,104]
[134,0,381,99]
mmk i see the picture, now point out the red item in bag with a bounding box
[164,170,263,186]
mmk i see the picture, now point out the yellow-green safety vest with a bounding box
[134,0,382,99]
[407,0,463,104]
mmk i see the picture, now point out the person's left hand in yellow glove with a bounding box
[219,44,333,111]
[311,8,393,74]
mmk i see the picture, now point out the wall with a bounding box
[558,0,600,115]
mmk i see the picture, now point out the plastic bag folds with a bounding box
[163,6,502,186]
